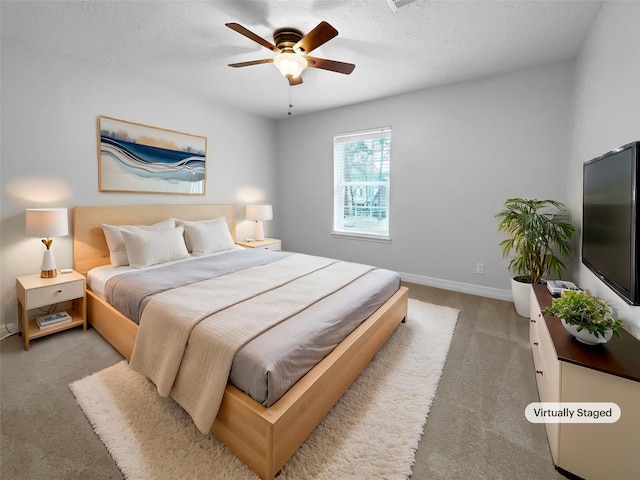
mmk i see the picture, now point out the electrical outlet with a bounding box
[476,263,485,274]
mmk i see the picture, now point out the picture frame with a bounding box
[98,116,207,195]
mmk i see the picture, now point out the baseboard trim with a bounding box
[399,272,513,302]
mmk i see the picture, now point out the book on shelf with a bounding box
[546,280,579,296]
[36,311,72,330]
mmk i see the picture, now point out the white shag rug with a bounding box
[69,299,458,479]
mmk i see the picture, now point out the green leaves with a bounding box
[542,290,623,339]
[496,198,576,284]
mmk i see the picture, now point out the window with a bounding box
[333,127,391,240]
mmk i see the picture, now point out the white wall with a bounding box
[0,38,278,325]
[275,61,575,300]
[567,1,640,339]
[5,3,636,336]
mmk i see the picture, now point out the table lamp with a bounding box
[245,205,273,241]
[25,208,69,278]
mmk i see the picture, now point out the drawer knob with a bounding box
[57,289,63,293]
[533,342,539,346]
[536,370,544,376]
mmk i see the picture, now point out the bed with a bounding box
[73,204,409,480]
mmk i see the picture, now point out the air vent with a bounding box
[386,0,418,12]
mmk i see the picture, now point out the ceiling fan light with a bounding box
[273,52,308,79]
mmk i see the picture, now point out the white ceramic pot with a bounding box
[561,319,613,345]
[511,277,533,317]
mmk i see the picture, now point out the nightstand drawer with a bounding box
[259,241,281,251]
[24,279,84,309]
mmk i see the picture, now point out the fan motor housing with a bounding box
[274,28,304,52]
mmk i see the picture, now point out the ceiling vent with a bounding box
[386,0,418,12]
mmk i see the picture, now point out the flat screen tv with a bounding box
[582,141,639,305]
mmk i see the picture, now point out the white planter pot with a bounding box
[561,319,613,345]
[511,277,533,317]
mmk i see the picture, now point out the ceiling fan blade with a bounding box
[293,21,338,54]
[228,58,274,68]
[288,75,303,86]
[225,23,281,53]
[306,56,355,75]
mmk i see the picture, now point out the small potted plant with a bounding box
[496,198,576,317]
[542,290,623,345]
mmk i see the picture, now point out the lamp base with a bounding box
[254,221,265,241]
[40,249,57,278]
[41,269,57,278]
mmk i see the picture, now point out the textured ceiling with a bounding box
[1,0,603,119]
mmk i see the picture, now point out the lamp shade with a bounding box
[245,205,273,222]
[25,208,69,238]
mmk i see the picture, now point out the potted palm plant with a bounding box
[542,290,623,344]
[496,198,576,317]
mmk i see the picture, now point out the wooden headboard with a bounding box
[73,204,236,275]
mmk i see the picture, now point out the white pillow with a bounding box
[121,227,189,268]
[102,219,175,266]
[176,217,234,256]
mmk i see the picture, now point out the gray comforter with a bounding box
[104,249,401,406]
[106,249,291,324]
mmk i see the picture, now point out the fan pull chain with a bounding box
[288,86,293,116]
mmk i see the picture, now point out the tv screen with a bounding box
[582,141,639,305]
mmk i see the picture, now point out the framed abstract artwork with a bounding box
[98,116,207,195]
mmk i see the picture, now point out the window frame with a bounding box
[332,126,392,242]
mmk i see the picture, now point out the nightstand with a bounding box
[16,271,87,351]
[236,238,281,251]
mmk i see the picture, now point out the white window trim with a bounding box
[331,231,391,243]
[333,126,392,240]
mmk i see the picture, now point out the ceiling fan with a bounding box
[226,21,355,86]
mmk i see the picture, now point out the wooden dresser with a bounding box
[529,284,640,480]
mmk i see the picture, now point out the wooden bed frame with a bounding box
[73,204,409,480]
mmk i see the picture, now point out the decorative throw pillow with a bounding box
[120,227,189,268]
[102,218,175,266]
[175,217,235,255]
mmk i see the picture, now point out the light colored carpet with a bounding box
[69,299,458,479]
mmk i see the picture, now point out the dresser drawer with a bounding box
[531,308,561,461]
[24,279,84,309]
[536,321,560,397]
